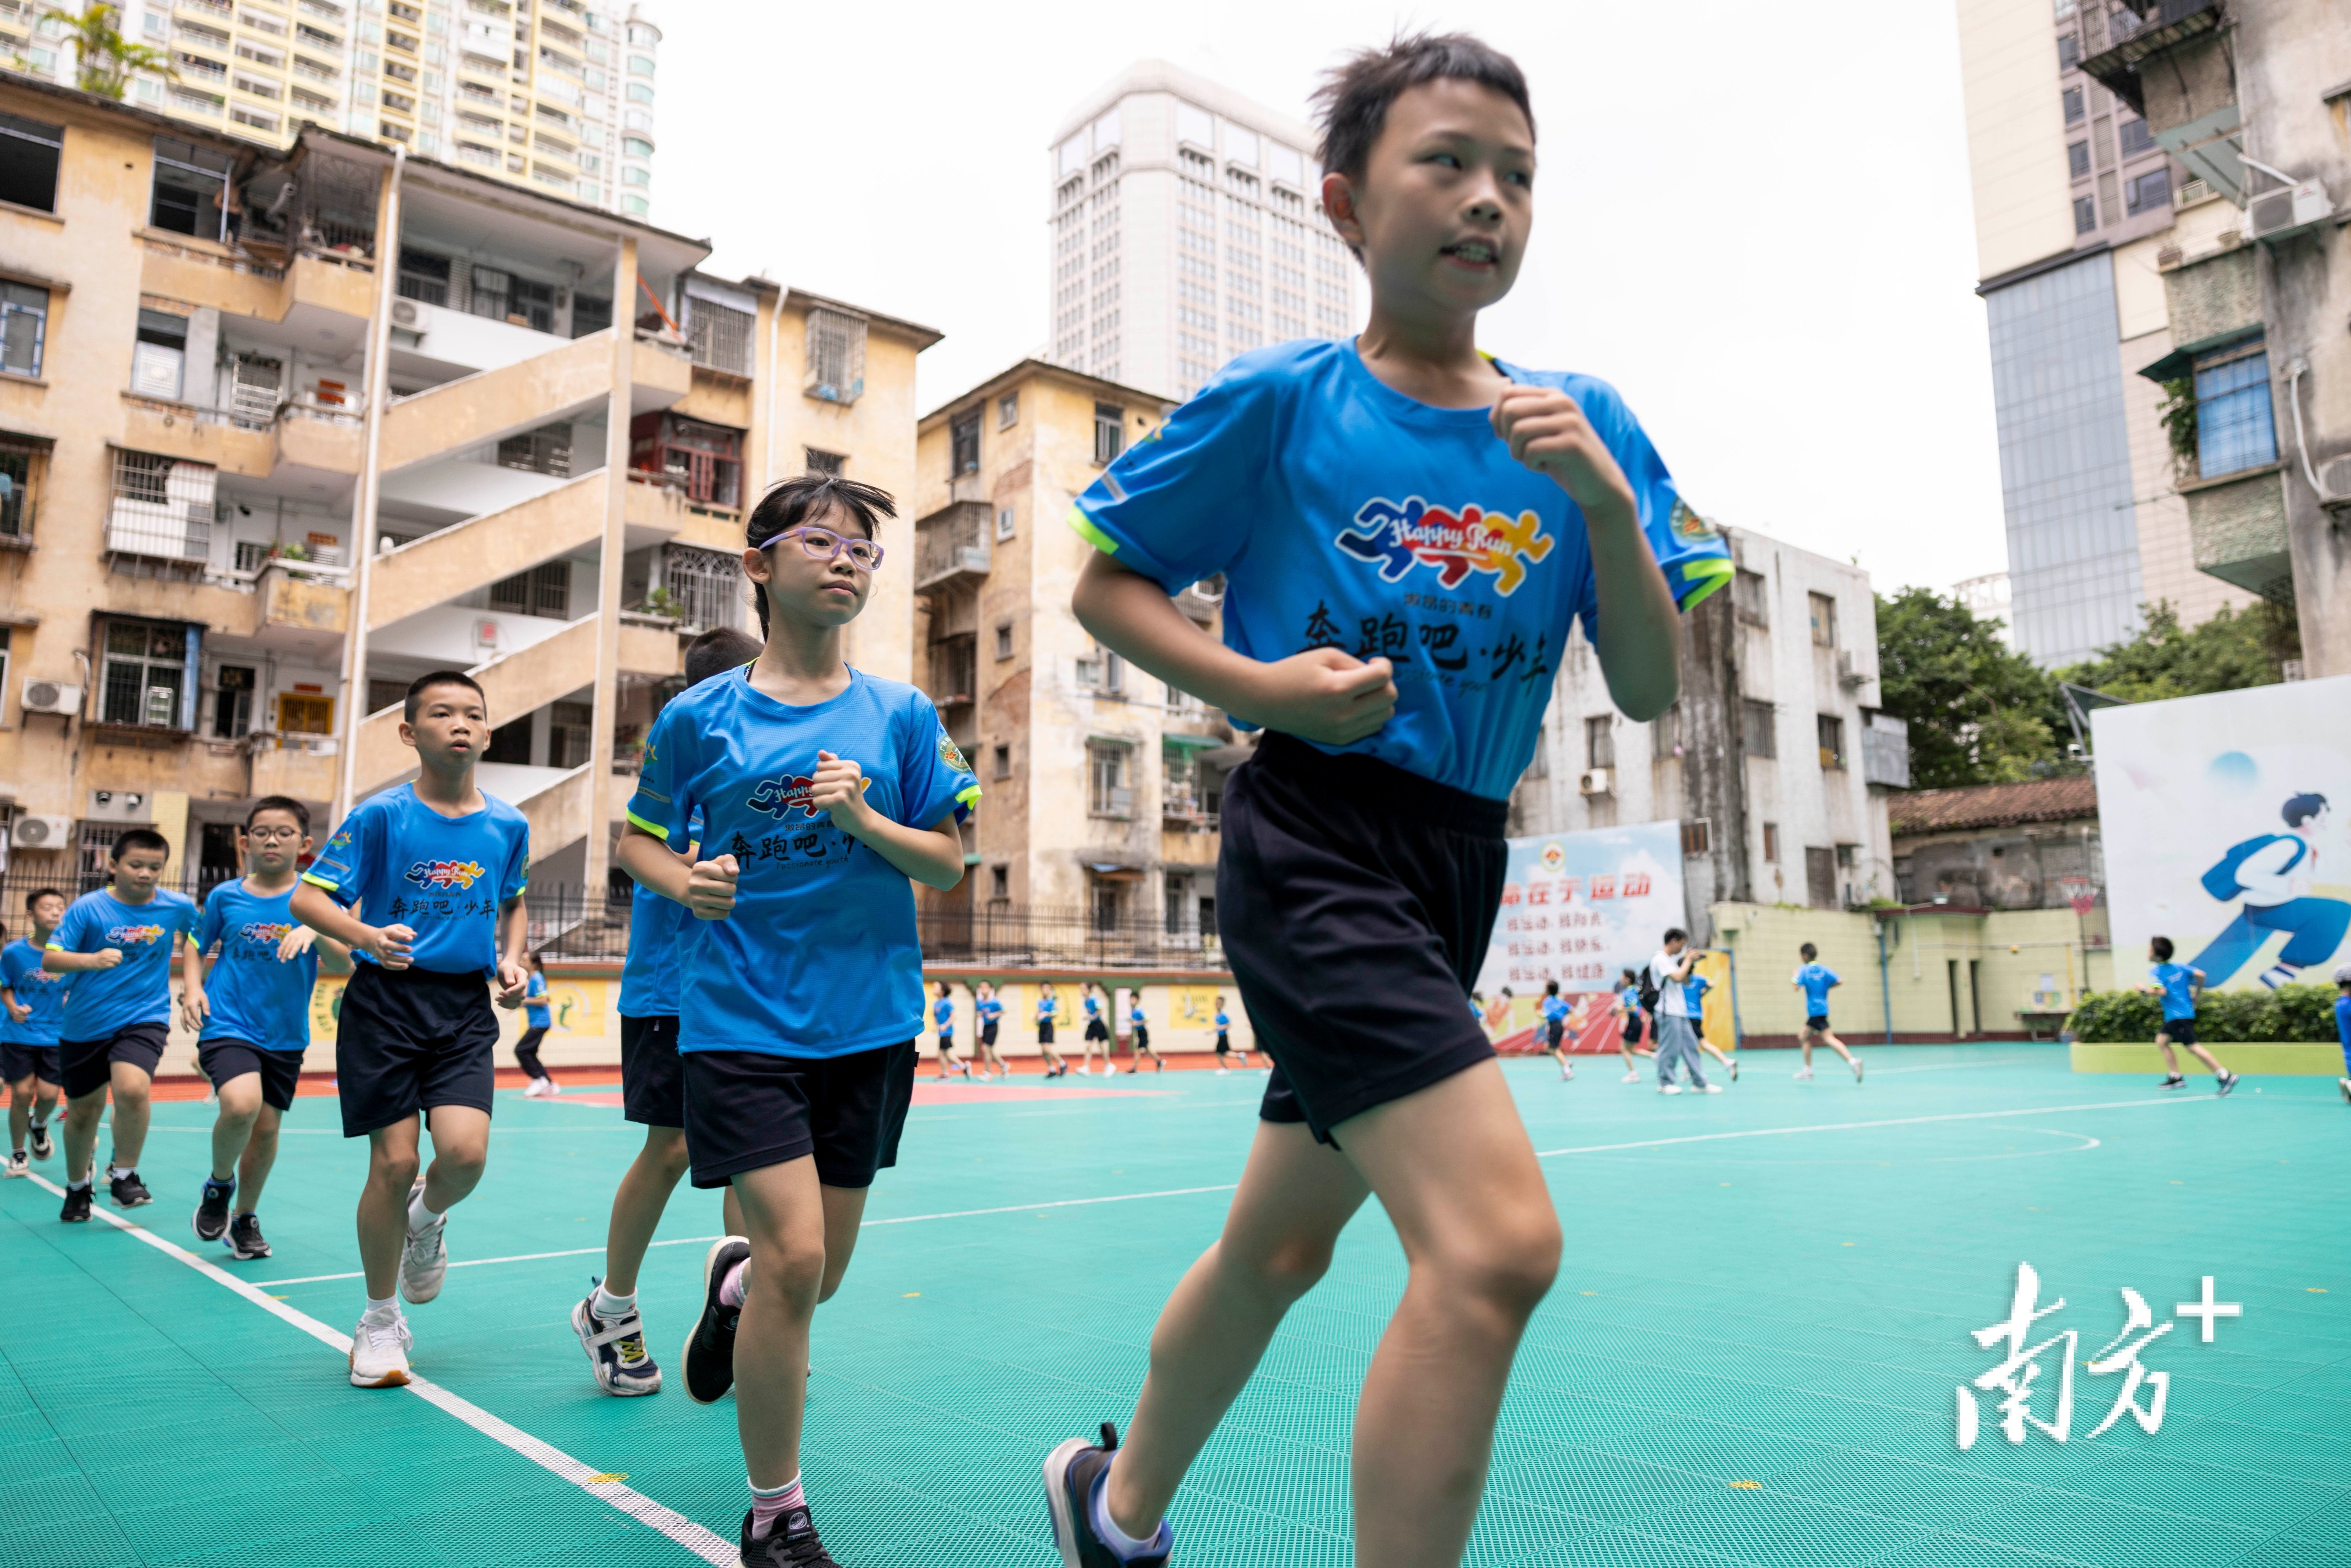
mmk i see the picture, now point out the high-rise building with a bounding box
[1046,60,1358,401]
[1954,0,2251,668]
[0,0,660,219]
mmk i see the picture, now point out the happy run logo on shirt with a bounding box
[748,774,820,819]
[404,860,487,891]
[237,921,294,947]
[103,923,168,946]
[1335,496,1555,596]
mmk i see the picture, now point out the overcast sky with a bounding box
[653,0,2005,598]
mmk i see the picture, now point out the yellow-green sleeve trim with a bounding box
[43,941,64,951]
[624,808,671,842]
[1676,557,1733,610]
[954,782,983,808]
[1065,503,1120,557]
[298,870,340,891]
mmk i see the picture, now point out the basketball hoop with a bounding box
[2059,877,2097,917]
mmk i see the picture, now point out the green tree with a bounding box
[1874,587,2064,788]
[42,4,171,100]
[2056,599,2299,702]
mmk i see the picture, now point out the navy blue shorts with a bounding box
[1,1039,60,1085]
[2160,1016,2198,1045]
[1806,1015,1831,1033]
[199,1039,305,1112]
[620,1013,684,1126]
[60,1023,168,1100]
[682,1042,916,1190]
[332,964,499,1138]
[1220,733,1506,1143]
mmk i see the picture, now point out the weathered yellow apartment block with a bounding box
[0,74,930,903]
[910,360,1243,941]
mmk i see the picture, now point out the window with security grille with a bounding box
[1585,715,1615,771]
[804,307,866,404]
[101,621,189,728]
[688,296,752,375]
[1088,740,1132,817]
[0,281,46,377]
[950,410,979,475]
[1093,402,1124,465]
[663,544,747,632]
[549,701,594,768]
[2194,343,2277,478]
[1741,699,1776,759]
[1817,713,1846,769]
[489,559,571,619]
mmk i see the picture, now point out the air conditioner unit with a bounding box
[1578,768,1612,796]
[19,679,82,716]
[9,813,71,849]
[2317,454,2351,508]
[390,299,419,326]
[1836,650,1872,690]
[2246,176,2330,243]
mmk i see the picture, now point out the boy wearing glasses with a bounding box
[187,797,349,1259]
[619,474,977,1567]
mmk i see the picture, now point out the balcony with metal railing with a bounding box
[915,500,991,592]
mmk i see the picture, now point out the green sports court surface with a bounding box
[4,1045,2346,1567]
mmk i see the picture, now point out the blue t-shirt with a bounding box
[976,996,1002,1027]
[1083,994,1100,1019]
[1069,340,1732,800]
[524,971,551,1028]
[619,814,703,1019]
[1541,995,1570,1027]
[1037,995,1060,1024]
[48,889,199,1040]
[2336,994,2351,1052]
[933,996,954,1033]
[629,666,979,1059]
[2,936,69,1045]
[1617,985,1641,1017]
[1129,1003,1146,1027]
[304,784,531,976]
[196,881,317,1052]
[1794,962,1839,1018]
[2151,962,2201,1022]
[1683,973,1712,1015]
[1215,1009,1229,1031]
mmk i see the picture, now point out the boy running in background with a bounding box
[2142,936,2238,1095]
[577,624,759,1399]
[1539,979,1574,1081]
[1036,981,1068,1077]
[293,671,532,1387]
[516,953,558,1098]
[4,887,68,1177]
[46,831,200,1219]
[1046,33,1726,1564]
[623,474,975,1566]
[1791,942,1861,1082]
[932,981,967,1080]
[1126,993,1164,1074]
[2334,962,2350,1105]
[1078,982,1111,1074]
[1648,931,1714,1096]
[188,797,348,1258]
[1610,967,1652,1083]
[973,980,1008,1080]
[1212,995,1249,1073]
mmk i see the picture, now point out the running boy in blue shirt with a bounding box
[1078,982,1111,1075]
[1036,981,1069,1077]
[1792,943,1861,1083]
[515,953,557,1098]
[1044,34,1728,1566]
[293,671,532,1387]
[2141,936,2238,1094]
[973,980,1008,1080]
[188,797,348,1259]
[2334,962,2351,1105]
[1609,967,1653,1083]
[577,625,760,1399]
[1125,994,1164,1074]
[1211,995,1249,1073]
[619,474,976,1566]
[932,981,966,1081]
[3,886,68,1178]
[45,829,200,1220]
[1540,978,1574,1081]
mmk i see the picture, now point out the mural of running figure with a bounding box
[2191,792,2351,989]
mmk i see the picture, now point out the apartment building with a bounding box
[1508,528,1910,942]
[2073,0,2351,677]
[1047,60,1357,401]
[1955,0,2247,666]
[910,359,1242,941]
[0,74,930,900]
[0,0,661,218]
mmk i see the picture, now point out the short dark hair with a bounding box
[111,828,171,862]
[1312,30,1534,185]
[684,626,762,687]
[744,474,897,636]
[245,795,311,835]
[406,670,487,724]
[2151,935,2175,961]
[25,887,64,910]
[1544,978,1559,996]
[1800,942,1818,961]
[2284,792,2329,828]
[1663,927,1688,945]
[1619,968,1638,985]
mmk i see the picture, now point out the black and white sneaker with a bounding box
[573,1288,662,1396]
[681,1237,749,1405]
[2216,1071,2240,1097]
[739,1503,839,1567]
[1044,1421,1171,1568]
[59,1183,92,1223]
[4,1150,24,1178]
[193,1178,233,1242]
[1730,1058,1741,1082]
[2338,1076,2350,1105]
[224,1214,272,1259]
[27,1123,53,1161]
[2157,1074,2187,1090]
[109,1171,152,1209]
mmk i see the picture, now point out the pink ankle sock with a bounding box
[749,1474,804,1537]
[718,1259,748,1308]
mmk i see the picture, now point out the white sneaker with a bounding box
[2338,1077,2350,1105]
[1793,1068,1814,1081]
[1659,1083,1682,1095]
[545,1079,562,1096]
[523,1079,550,1099]
[4,1150,25,1178]
[1621,1071,1641,1083]
[349,1311,414,1387]
[1215,1067,1229,1076]
[399,1183,448,1305]
[974,1071,994,1082]
[1697,1083,1723,1094]
[1851,1059,1865,1083]
[1078,1064,1093,1075]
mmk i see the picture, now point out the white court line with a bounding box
[20,1171,734,1566]
[1532,1094,2193,1159]
[1850,1058,2036,1075]
[255,1233,725,1288]
[859,1182,1242,1227]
